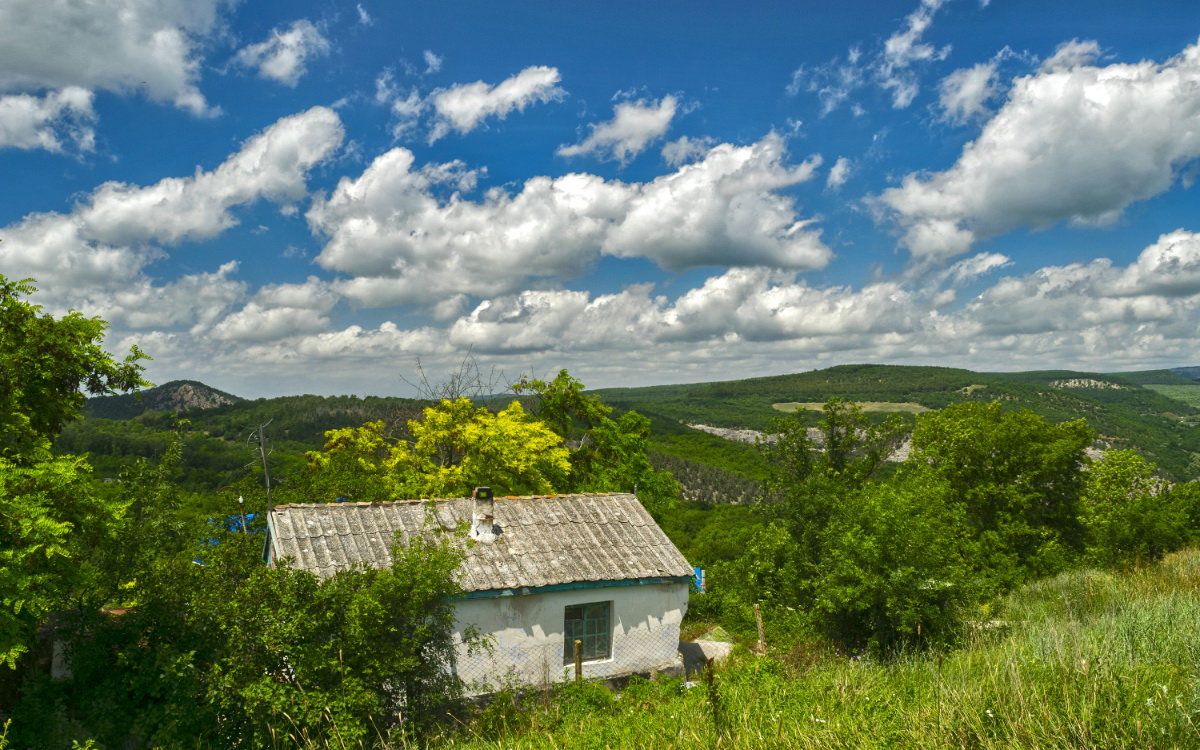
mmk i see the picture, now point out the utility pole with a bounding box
[250,420,272,506]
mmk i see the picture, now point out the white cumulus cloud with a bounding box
[662,135,716,167]
[880,39,1200,260]
[826,157,852,189]
[0,107,344,316]
[235,19,331,87]
[1040,39,1101,73]
[558,96,677,164]
[0,0,230,116]
[0,87,95,152]
[308,133,827,306]
[428,66,564,141]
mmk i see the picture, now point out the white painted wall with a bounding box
[452,581,689,695]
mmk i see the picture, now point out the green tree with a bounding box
[514,370,680,514]
[0,275,146,668]
[1080,449,1188,565]
[763,397,908,494]
[909,401,1093,587]
[0,276,146,460]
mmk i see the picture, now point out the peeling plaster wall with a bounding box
[452,581,688,695]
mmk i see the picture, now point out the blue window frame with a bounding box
[563,601,611,663]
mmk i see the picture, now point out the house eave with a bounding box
[452,576,692,601]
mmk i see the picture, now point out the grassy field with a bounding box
[1143,384,1200,409]
[437,549,1200,749]
[773,401,929,414]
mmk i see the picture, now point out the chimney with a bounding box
[471,486,497,541]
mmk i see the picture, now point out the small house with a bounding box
[264,490,693,694]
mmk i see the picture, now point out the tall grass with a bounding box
[436,549,1200,749]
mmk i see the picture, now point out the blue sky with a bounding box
[3,0,1200,397]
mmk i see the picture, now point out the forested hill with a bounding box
[62,389,432,491]
[86,380,242,419]
[593,364,1200,480]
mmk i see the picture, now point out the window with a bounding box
[563,601,611,664]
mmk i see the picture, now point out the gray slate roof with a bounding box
[266,493,692,593]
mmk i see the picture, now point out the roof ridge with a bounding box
[270,491,632,511]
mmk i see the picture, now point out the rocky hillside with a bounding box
[87,380,242,419]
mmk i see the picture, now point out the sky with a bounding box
[3,0,1200,398]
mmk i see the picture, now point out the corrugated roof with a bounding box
[267,493,693,592]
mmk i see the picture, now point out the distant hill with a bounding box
[1111,369,1199,386]
[87,380,242,419]
[62,388,431,491]
[1172,366,1200,382]
[593,364,1200,480]
[1109,369,1200,411]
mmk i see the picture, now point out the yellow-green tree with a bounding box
[306,397,570,500]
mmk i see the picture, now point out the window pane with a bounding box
[563,600,611,664]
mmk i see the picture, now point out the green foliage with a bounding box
[0,454,104,668]
[0,274,145,669]
[0,275,147,460]
[14,525,467,747]
[1079,449,1192,566]
[515,370,680,514]
[910,401,1092,587]
[596,363,1200,480]
[305,398,571,500]
[764,397,907,492]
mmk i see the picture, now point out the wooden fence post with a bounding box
[753,603,767,656]
[573,639,583,682]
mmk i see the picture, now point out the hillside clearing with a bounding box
[1143,383,1200,409]
[773,401,929,414]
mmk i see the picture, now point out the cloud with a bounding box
[938,62,996,122]
[104,230,1200,396]
[209,276,340,343]
[826,157,852,189]
[308,133,827,306]
[356,4,373,25]
[880,39,1200,260]
[878,0,953,108]
[662,135,716,167]
[1040,39,1101,73]
[0,87,95,152]
[789,0,953,113]
[558,96,677,164]
[423,50,443,74]
[235,19,331,87]
[0,0,230,116]
[439,229,1200,369]
[428,66,564,141]
[0,107,343,309]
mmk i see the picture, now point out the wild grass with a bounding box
[434,549,1200,749]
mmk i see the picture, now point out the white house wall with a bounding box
[452,581,689,695]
